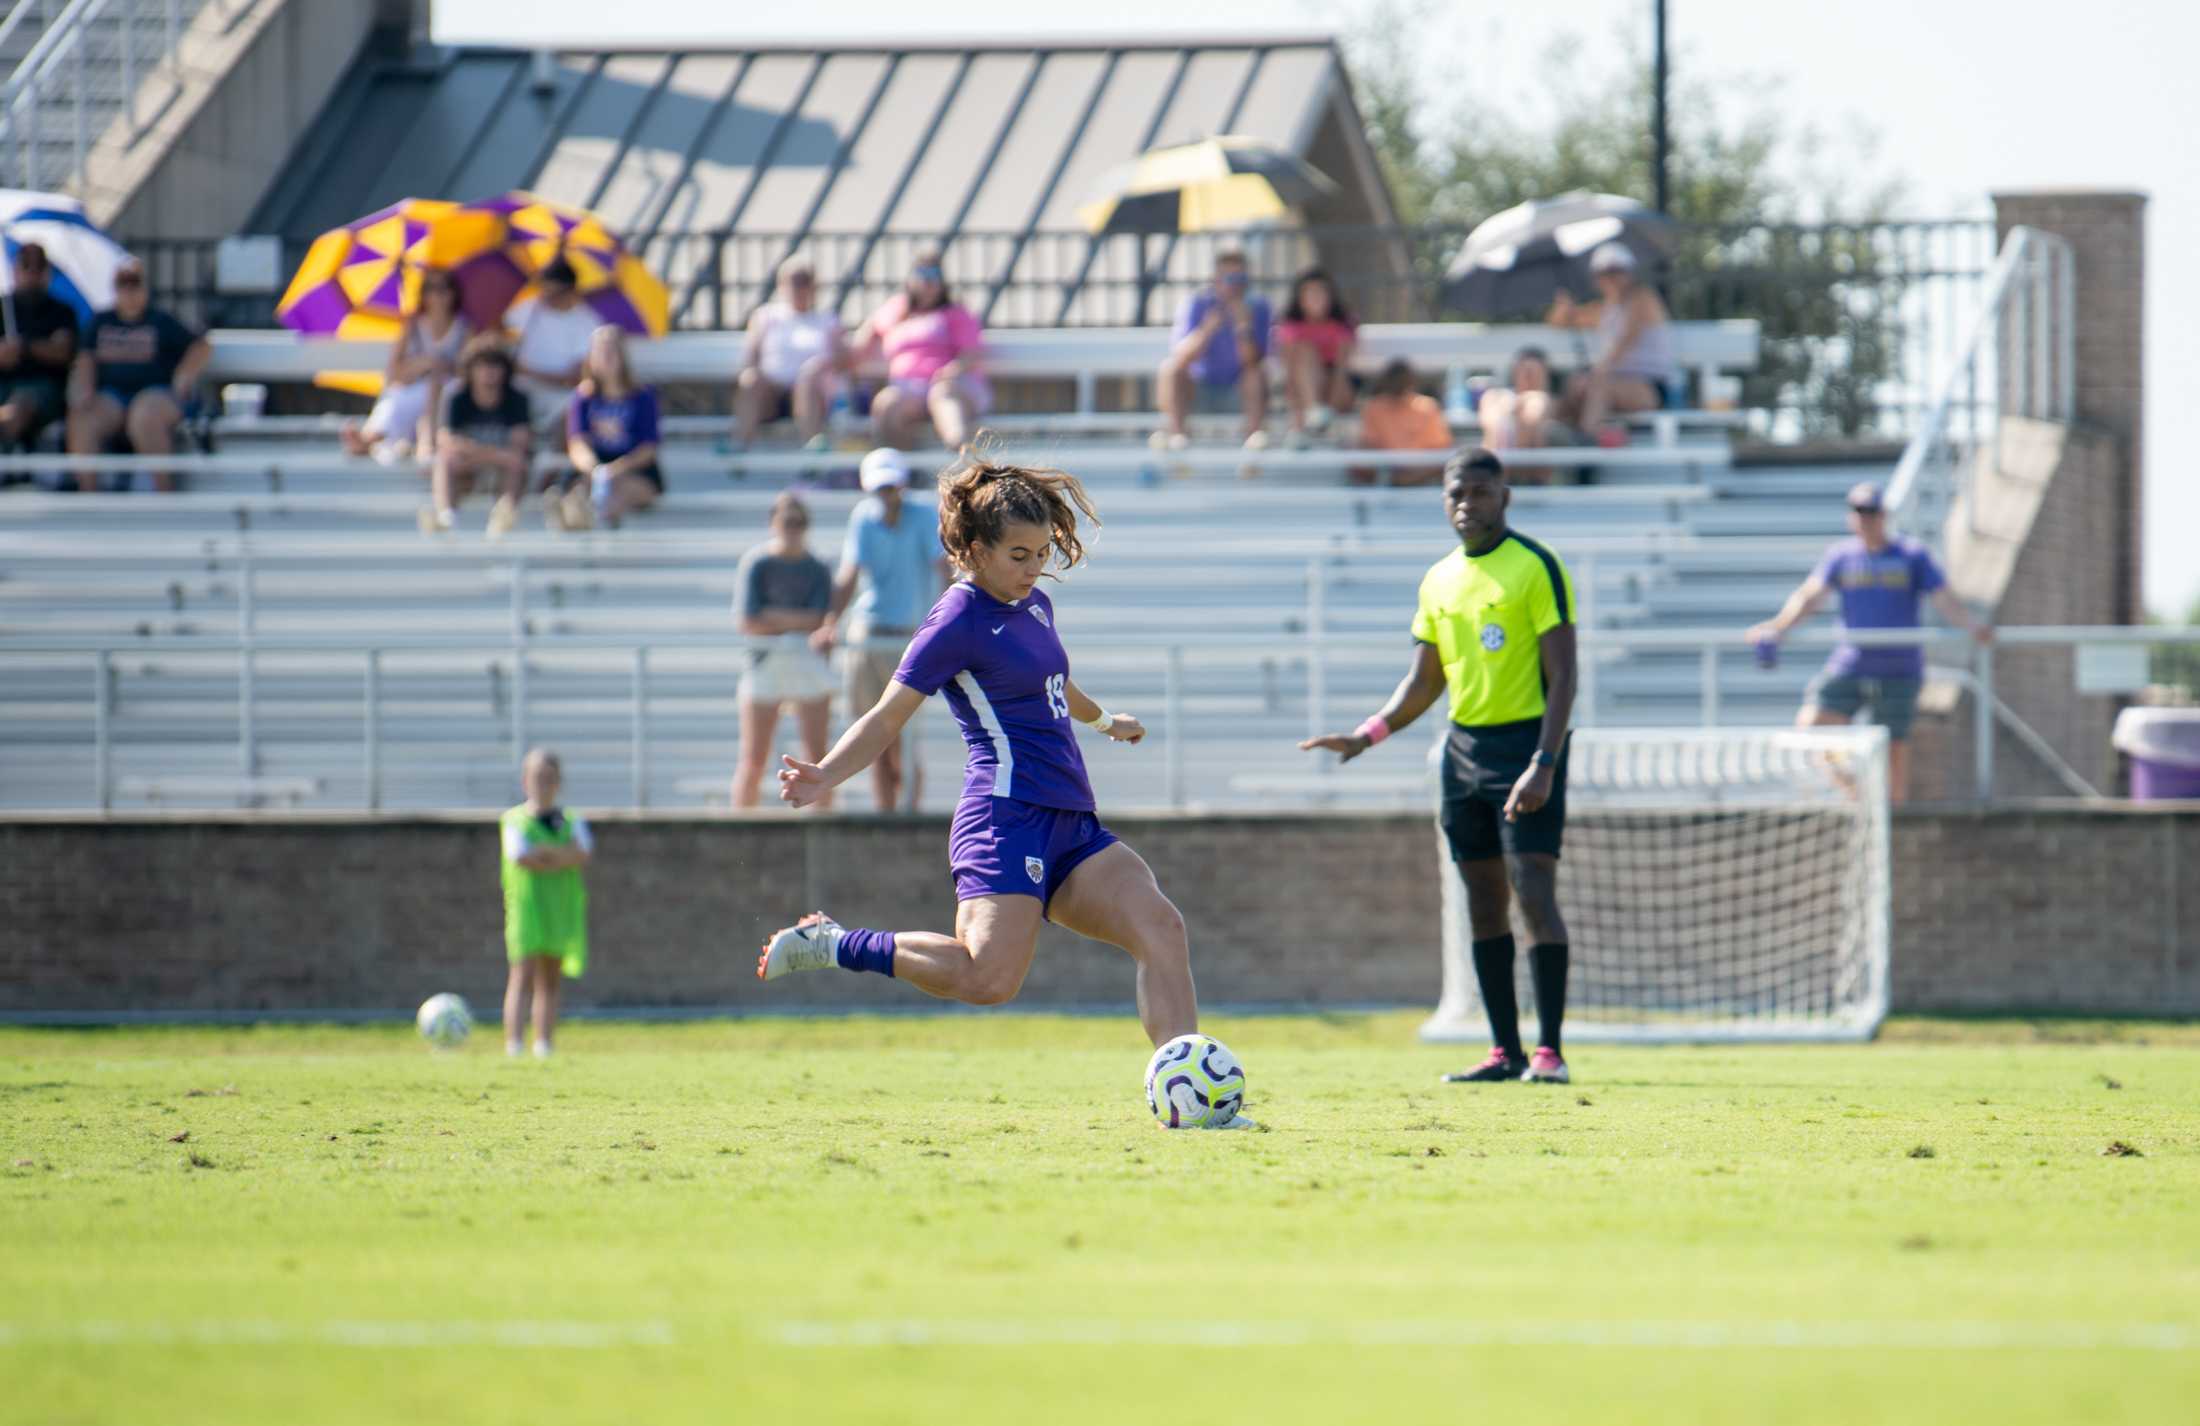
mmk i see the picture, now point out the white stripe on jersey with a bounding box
[952,672,1014,800]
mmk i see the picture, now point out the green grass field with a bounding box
[4,1013,2198,1425]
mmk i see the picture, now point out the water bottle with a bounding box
[826,387,854,435]
[1442,362,1472,424]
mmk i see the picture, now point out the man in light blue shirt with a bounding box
[815,447,948,810]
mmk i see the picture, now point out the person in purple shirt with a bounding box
[550,326,662,531]
[755,455,1208,1059]
[1749,481,1992,801]
[1154,248,1271,452]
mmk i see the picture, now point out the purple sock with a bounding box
[836,927,897,977]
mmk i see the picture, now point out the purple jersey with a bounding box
[1812,535,1944,679]
[893,581,1095,811]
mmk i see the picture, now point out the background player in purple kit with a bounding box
[755,454,1201,1050]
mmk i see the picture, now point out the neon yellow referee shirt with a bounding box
[1410,531,1576,728]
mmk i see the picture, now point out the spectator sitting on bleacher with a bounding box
[67,258,208,493]
[1154,247,1270,453]
[1545,243,1680,441]
[1476,346,1583,485]
[422,335,530,538]
[851,250,988,452]
[734,255,843,452]
[1351,359,1450,487]
[505,257,598,431]
[1276,266,1357,447]
[340,270,469,465]
[731,491,837,810]
[550,325,662,532]
[0,244,77,454]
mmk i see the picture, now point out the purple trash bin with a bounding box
[2112,708,2200,800]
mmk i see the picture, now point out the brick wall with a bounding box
[1992,191,2145,624]
[4,808,2195,1020]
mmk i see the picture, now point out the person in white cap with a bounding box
[812,448,950,810]
[1545,241,1680,439]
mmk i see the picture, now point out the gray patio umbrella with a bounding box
[1442,191,1675,318]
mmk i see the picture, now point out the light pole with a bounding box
[1653,0,1671,214]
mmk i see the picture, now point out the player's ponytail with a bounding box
[935,437,1100,577]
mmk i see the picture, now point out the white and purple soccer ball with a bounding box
[416,993,473,1049]
[1144,1033,1245,1129]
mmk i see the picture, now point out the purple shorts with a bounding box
[949,795,1117,915]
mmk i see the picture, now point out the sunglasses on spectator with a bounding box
[911,265,944,283]
[785,272,815,285]
[1219,271,1249,287]
[115,272,144,287]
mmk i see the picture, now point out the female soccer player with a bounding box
[756,455,1199,1049]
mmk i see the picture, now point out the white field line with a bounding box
[772,1319,2196,1352]
[0,1320,675,1348]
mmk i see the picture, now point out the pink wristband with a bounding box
[1355,715,1391,746]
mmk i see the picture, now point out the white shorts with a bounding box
[740,635,836,706]
[363,378,434,443]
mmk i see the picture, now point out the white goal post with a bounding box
[1425,727,1892,1045]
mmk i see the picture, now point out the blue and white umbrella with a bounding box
[0,188,135,329]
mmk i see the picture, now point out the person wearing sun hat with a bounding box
[1748,480,1993,802]
[813,447,950,810]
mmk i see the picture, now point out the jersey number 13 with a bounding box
[1045,674,1069,719]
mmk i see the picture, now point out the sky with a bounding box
[435,0,2200,613]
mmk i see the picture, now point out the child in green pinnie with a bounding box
[501,748,592,1058]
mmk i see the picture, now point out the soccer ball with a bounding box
[416,993,473,1048]
[1144,1033,1245,1129]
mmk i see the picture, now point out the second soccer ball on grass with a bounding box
[416,993,473,1048]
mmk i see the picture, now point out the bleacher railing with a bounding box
[0,0,252,192]
[1885,224,2076,542]
[4,625,2186,813]
[128,217,1993,439]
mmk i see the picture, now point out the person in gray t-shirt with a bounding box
[733,492,838,808]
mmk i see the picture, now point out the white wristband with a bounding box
[1079,708,1116,732]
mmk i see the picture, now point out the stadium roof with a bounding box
[246,36,1403,326]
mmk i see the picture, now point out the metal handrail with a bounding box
[0,0,56,69]
[7,625,2193,812]
[1,0,206,188]
[0,0,94,93]
[1884,224,2074,537]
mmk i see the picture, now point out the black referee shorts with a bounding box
[1438,718,1568,863]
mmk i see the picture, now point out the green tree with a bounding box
[1340,1,1912,437]
[2149,596,2200,699]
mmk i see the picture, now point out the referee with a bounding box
[1302,448,1578,1083]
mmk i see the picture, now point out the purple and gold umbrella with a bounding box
[275,198,506,393]
[450,192,670,337]
[276,198,505,338]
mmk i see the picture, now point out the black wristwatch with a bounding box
[1529,750,1555,769]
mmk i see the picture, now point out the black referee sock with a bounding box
[1529,942,1569,1056]
[1470,935,1524,1061]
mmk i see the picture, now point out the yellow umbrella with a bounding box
[1078,136,1338,235]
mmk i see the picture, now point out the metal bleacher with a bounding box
[0,307,1877,813]
[0,406,1871,814]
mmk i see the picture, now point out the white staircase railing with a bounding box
[1885,224,2075,544]
[0,0,246,194]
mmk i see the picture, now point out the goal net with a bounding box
[1426,727,1891,1044]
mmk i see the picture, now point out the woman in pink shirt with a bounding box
[1275,267,1358,445]
[851,249,989,450]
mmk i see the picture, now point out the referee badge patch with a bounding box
[1025,856,1045,885]
[1480,622,1507,651]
